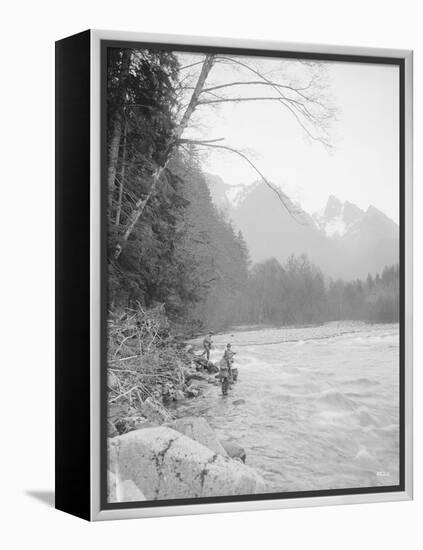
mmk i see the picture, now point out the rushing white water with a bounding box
[179,322,399,492]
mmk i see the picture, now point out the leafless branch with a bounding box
[212,56,333,147]
[195,141,309,223]
[179,60,207,71]
[179,137,225,145]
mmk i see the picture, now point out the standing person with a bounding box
[219,358,230,395]
[223,343,236,380]
[202,332,213,362]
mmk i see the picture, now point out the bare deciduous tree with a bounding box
[113,52,336,259]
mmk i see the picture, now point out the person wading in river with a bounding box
[219,358,230,395]
[223,343,236,380]
[219,343,236,395]
[202,332,213,362]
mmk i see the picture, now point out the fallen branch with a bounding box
[109,386,140,403]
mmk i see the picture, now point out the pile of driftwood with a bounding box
[107,304,189,414]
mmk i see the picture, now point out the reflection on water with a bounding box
[178,322,399,492]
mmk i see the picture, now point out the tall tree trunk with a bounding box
[107,49,131,217]
[115,122,127,227]
[108,119,122,214]
[115,54,215,259]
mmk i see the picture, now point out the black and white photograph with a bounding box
[104,42,403,506]
[2,0,421,541]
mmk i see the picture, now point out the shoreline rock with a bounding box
[140,396,173,424]
[109,427,267,500]
[220,440,247,463]
[108,470,147,503]
[107,332,258,502]
[168,416,228,457]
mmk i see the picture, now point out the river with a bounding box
[177,322,399,493]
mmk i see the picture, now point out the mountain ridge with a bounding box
[205,173,399,280]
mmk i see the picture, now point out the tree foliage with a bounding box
[106,48,250,329]
[106,47,397,331]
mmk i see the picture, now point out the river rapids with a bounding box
[178,322,399,492]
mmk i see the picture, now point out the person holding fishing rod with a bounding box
[219,343,237,395]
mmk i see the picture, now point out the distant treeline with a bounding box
[243,257,399,326]
[106,47,399,332]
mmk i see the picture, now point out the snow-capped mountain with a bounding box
[206,174,399,280]
[206,173,260,211]
[313,195,365,238]
[312,195,399,278]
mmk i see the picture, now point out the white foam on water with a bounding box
[182,322,400,491]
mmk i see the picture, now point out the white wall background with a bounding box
[1,0,420,547]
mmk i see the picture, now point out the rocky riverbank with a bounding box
[108,421,266,503]
[108,365,267,503]
[107,306,266,502]
[108,349,222,437]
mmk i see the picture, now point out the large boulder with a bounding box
[108,402,146,436]
[220,440,247,463]
[174,389,185,401]
[107,470,118,501]
[120,480,146,502]
[108,427,267,500]
[108,402,136,422]
[108,419,119,437]
[140,397,172,424]
[169,417,228,456]
[186,372,207,383]
[185,385,201,398]
[207,362,219,374]
[107,470,146,503]
[192,358,218,374]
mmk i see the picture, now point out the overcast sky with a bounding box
[180,53,399,223]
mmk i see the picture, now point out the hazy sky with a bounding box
[180,54,399,222]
